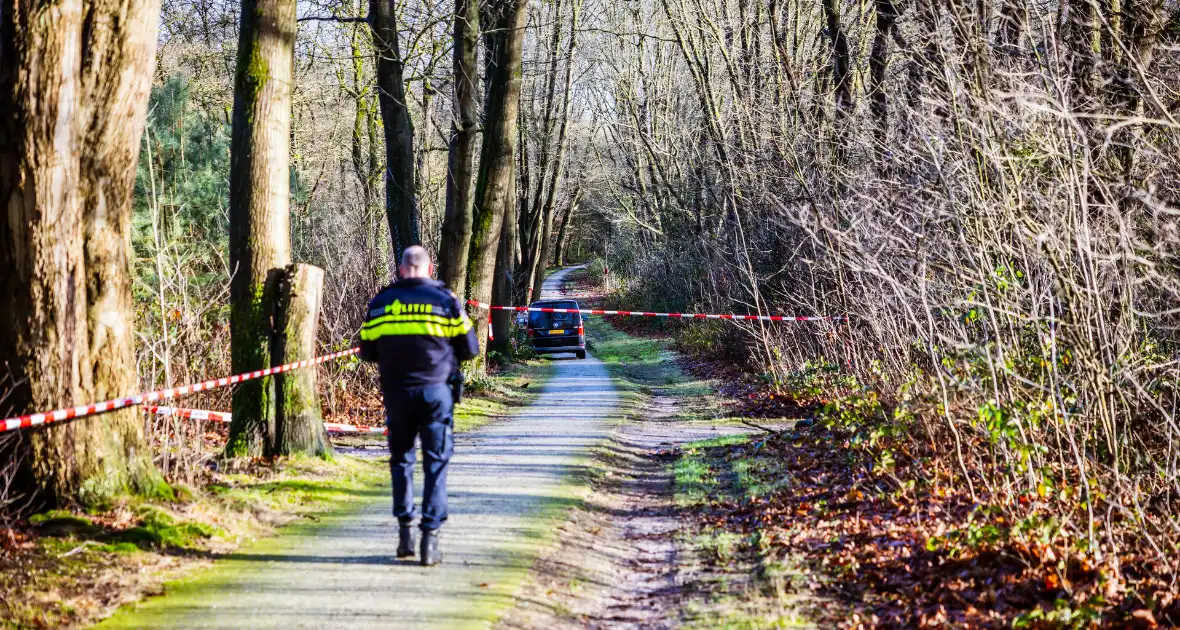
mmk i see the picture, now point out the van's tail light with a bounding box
[527,328,534,338]
[577,326,584,336]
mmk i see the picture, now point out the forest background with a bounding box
[2,0,1180,623]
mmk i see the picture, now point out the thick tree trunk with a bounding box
[273,264,331,457]
[226,0,296,458]
[370,0,419,262]
[465,0,528,369]
[513,109,535,305]
[0,0,164,507]
[491,168,518,355]
[78,0,168,500]
[438,0,479,294]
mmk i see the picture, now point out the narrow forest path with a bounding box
[98,266,620,629]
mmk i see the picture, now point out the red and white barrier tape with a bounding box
[145,405,230,423]
[323,421,387,436]
[468,300,844,322]
[1,348,360,434]
[144,405,386,436]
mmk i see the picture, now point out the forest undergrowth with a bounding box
[572,258,1180,626]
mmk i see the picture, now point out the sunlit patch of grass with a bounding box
[673,433,824,627]
[675,435,751,508]
[732,455,792,501]
[583,314,718,416]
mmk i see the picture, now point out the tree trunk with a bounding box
[0,0,164,507]
[415,80,434,202]
[273,264,331,457]
[529,0,581,303]
[226,0,296,458]
[822,0,854,118]
[491,164,518,355]
[513,108,535,305]
[553,184,581,267]
[370,0,419,262]
[519,0,564,306]
[438,0,479,294]
[1111,0,1166,181]
[995,0,1025,50]
[465,0,528,369]
[868,0,899,143]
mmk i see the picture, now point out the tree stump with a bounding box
[273,264,332,457]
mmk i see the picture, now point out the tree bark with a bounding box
[370,0,419,263]
[868,0,899,142]
[822,0,854,118]
[1111,0,1166,181]
[438,0,479,294]
[466,0,528,369]
[0,0,164,507]
[513,107,535,305]
[995,0,1025,50]
[273,264,331,457]
[490,161,518,355]
[226,0,296,457]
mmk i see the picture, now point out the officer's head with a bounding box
[399,245,433,279]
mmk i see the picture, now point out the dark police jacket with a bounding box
[358,278,479,390]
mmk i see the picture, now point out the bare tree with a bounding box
[465,0,528,365]
[370,0,420,260]
[438,0,479,294]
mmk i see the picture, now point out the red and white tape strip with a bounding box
[145,405,386,436]
[1,348,360,433]
[145,405,230,423]
[468,300,843,322]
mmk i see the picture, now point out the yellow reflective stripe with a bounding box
[362,313,465,330]
[384,301,433,314]
[360,321,454,341]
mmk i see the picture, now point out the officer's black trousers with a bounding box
[384,383,454,531]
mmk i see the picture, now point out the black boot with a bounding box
[396,525,415,559]
[420,529,441,566]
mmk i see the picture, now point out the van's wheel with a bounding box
[576,350,587,360]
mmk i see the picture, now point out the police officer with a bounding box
[358,245,478,566]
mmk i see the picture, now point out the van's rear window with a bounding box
[529,302,580,329]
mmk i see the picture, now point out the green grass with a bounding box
[583,315,716,410]
[675,435,751,508]
[674,434,817,628]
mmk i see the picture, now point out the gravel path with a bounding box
[99,267,617,630]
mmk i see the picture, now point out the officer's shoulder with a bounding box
[370,283,398,302]
[426,281,458,300]
[424,281,463,307]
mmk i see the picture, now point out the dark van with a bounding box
[527,300,586,359]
